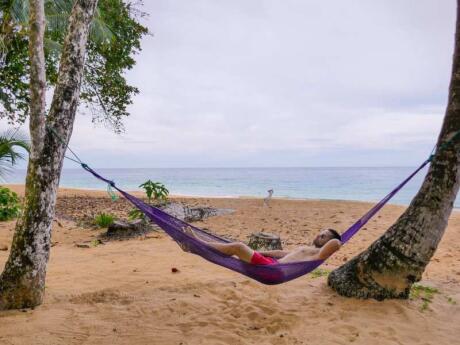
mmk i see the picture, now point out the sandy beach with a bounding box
[0,185,459,345]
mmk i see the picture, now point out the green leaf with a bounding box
[1,0,148,129]
[139,180,169,204]
[0,129,29,179]
[0,186,21,221]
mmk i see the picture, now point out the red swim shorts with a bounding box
[250,251,278,265]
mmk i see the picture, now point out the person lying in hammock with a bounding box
[183,227,342,265]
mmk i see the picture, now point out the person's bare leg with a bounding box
[183,226,254,263]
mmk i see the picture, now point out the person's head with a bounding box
[313,228,341,248]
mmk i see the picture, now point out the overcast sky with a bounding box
[4,0,458,168]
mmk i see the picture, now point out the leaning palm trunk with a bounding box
[328,2,460,300]
[0,0,98,310]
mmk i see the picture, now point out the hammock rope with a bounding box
[47,126,118,200]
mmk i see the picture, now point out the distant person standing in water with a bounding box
[264,189,274,207]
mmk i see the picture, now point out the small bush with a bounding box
[94,213,115,228]
[0,186,21,221]
[139,180,169,204]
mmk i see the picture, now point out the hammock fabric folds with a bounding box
[81,159,430,285]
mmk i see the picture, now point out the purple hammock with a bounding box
[81,160,429,285]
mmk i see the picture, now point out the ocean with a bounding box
[4,166,459,208]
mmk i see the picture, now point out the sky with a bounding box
[3,0,458,168]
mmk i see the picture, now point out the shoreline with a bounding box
[4,183,460,211]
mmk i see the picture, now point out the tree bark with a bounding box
[328,2,460,300]
[0,0,99,310]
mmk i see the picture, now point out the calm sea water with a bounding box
[4,166,459,208]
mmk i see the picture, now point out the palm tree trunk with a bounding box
[328,1,460,300]
[0,0,99,310]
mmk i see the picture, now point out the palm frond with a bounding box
[3,0,114,55]
[45,5,114,44]
[46,13,70,34]
[90,15,114,44]
[9,0,29,24]
[0,37,7,61]
[0,129,30,169]
[45,0,73,13]
[0,160,14,180]
[44,37,62,54]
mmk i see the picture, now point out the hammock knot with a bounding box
[106,182,118,201]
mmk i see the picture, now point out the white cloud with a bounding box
[333,110,443,150]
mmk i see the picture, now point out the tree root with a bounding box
[327,257,409,301]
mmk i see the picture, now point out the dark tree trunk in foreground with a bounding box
[328,3,460,300]
[0,0,98,310]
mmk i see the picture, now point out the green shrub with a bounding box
[127,180,169,221]
[139,180,169,204]
[94,212,115,228]
[0,186,21,221]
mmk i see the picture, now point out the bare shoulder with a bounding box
[327,239,342,249]
[317,239,342,260]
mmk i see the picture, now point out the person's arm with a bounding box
[258,249,290,259]
[317,239,341,260]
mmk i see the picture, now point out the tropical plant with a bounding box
[0,186,21,221]
[0,129,29,178]
[129,180,170,221]
[139,180,169,204]
[93,212,115,228]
